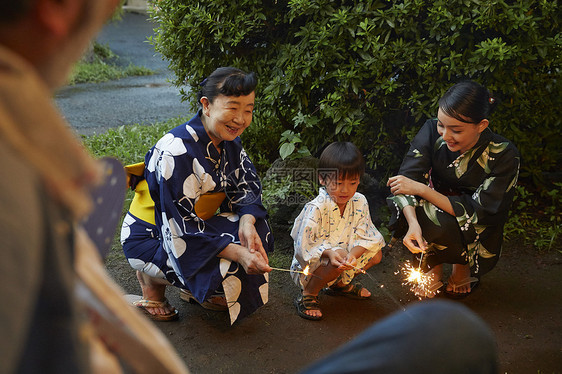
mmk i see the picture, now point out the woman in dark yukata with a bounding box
[387,81,520,298]
[121,67,273,324]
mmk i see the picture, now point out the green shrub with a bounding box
[505,183,562,251]
[261,172,318,217]
[147,1,562,250]
[150,0,561,186]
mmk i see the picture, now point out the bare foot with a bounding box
[136,270,176,316]
[359,287,371,298]
[301,293,322,319]
[447,264,473,295]
[207,293,227,308]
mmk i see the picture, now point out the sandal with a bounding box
[324,282,370,300]
[132,298,179,322]
[294,294,323,321]
[179,288,228,311]
[445,276,479,299]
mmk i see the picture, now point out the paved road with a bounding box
[55,11,192,136]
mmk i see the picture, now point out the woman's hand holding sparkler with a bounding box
[403,223,428,254]
[239,214,268,264]
[220,243,271,275]
[241,249,272,274]
[402,206,428,254]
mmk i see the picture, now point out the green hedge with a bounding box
[150,0,561,185]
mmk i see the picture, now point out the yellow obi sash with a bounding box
[125,162,226,225]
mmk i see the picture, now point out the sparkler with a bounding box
[269,265,318,277]
[269,267,306,275]
[397,253,440,299]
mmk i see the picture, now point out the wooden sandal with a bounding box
[179,289,228,311]
[294,294,322,321]
[445,277,479,299]
[132,298,179,321]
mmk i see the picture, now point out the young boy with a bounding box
[290,142,385,320]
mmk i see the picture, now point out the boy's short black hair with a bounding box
[318,142,365,181]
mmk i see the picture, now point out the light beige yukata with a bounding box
[290,188,385,288]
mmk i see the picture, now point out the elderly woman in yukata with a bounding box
[121,67,273,324]
[387,81,520,298]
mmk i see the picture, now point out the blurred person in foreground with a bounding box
[0,1,188,373]
[0,2,499,373]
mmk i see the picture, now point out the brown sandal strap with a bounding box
[301,295,320,309]
[331,282,363,294]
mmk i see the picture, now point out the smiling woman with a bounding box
[201,93,255,146]
[386,81,520,300]
[436,108,489,155]
[120,67,274,325]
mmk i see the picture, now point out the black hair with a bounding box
[197,67,257,105]
[0,0,34,23]
[438,81,497,124]
[318,142,365,182]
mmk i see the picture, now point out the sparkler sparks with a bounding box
[397,254,440,299]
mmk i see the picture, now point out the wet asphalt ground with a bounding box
[55,11,191,136]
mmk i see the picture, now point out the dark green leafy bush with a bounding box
[150,0,561,183]
[150,0,561,249]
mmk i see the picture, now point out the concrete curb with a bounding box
[122,6,149,15]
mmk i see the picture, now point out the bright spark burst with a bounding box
[396,260,438,299]
[303,265,310,276]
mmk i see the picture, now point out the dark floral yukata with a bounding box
[121,113,273,324]
[387,119,519,277]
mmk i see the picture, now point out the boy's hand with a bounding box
[326,249,346,268]
[340,254,357,271]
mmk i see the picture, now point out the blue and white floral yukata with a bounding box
[387,119,520,277]
[120,113,273,324]
[290,188,385,288]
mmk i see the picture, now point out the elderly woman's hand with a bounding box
[239,214,268,263]
[219,242,271,274]
[387,175,426,196]
[238,249,271,274]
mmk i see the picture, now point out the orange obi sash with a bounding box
[125,162,226,225]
